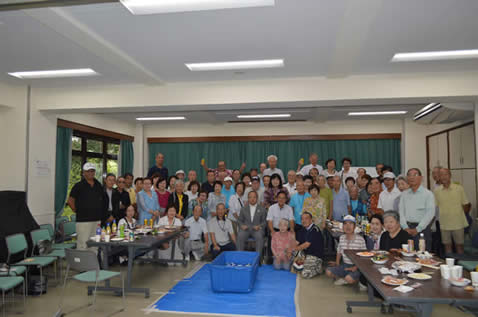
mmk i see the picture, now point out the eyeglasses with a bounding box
[407,173,420,177]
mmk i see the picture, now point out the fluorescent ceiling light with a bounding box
[413,103,442,121]
[120,0,275,15]
[136,116,186,121]
[237,114,291,119]
[391,49,478,62]
[186,59,284,71]
[348,111,408,116]
[8,68,98,79]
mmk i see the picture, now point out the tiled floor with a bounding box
[3,261,472,317]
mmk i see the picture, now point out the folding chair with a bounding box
[0,276,25,317]
[5,233,57,296]
[31,229,66,280]
[40,224,75,250]
[62,222,77,242]
[55,249,125,317]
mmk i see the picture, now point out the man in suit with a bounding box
[237,190,267,258]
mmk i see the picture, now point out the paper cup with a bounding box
[402,244,409,252]
[471,272,478,287]
[450,265,463,280]
[95,235,100,242]
[446,258,455,268]
[440,264,451,279]
[105,235,110,243]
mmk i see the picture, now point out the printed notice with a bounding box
[34,160,51,176]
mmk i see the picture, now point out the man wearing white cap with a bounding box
[377,172,401,213]
[221,176,236,209]
[263,155,285,182]
[175,170,185,181]
[68,163,107,251]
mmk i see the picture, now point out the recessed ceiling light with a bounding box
[237,114,291,119]
[136,116,186,121]
[391,49,478,62]
[120,0,274,15]
[186,59,284,71]
[8,68,98,79]
[348,111,408,116]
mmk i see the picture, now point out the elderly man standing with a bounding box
[434,168,471,255]
[237,191,267,258]
[244,176,265,206]
[263,155,285,182]
[298,153,323,176]
[184,170,197,189]
[167,180,189,221]
[331,175,351,220]
[289,181,310,230]
[340,158,357,187]
[283,170,297,196]
[68,163,107,250]
[147,152,168,180]
[201,159,246,180]
[377,172,401,214]
[398,168,435,251]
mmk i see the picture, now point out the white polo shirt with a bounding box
[184,216,208,241]
[300,164,323,176]
[266,203,294,229]
[378,187,401,212]
[283,183,297,196]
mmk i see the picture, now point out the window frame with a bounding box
[72,130,119,175]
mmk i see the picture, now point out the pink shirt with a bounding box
[156,190,170,209]
[271,231,296,260]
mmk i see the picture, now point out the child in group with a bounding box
[271,218,297,270]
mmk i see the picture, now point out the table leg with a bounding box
[127,246,134,288]
[418,303,433,317]
[345,281,383,313]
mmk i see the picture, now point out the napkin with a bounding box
[394,285,414,293]
[378,268,398,276]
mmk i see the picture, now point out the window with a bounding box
[68,131,120,191]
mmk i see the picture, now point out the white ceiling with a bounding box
[1,0,478,87]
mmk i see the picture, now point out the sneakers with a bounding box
[334,278,348,286]
[192,251,200,261]
[185,255,191,261]
[358,282,368,292]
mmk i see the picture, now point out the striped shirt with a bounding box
[337,234,366,264]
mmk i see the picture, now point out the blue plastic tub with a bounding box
[209,251,260,293]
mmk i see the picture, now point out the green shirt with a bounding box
[319,187,333,218]
[399,186,435,232]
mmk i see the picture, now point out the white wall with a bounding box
[0,83,28,191]
[27,93,137,225]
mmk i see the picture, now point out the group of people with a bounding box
[68,151,471,281]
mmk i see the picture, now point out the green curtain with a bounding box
[120,140,134,175]
[148,139,401,183]
[54,127,72,217]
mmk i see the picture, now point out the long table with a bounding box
[344,250,478,317]
[86,229,186,298]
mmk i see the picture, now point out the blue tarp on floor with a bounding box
[151,264,297,317]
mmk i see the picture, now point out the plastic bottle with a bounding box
[101,227,106,241]
[95,224,101,242]
[419,233,426,252]
[119,224,125,238]
[112,220,117,234]
[106,223,111,235]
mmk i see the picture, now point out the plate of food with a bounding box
[374,250,389,255]
[401,250,416,257]
[135,228,151,234]
[407,273,432,280]
[371,254,389,265]
[356,251,375,257]
[111,237,124,242]
[416,258,441,266]
[381,276,408,286]
[392,261,422,273]
[449,278,471,287]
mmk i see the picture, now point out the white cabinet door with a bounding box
[428,135,438,169]
[461,125,476,169]
[451,169,463,185]
[437,132,449,168]
[449,129,462,169]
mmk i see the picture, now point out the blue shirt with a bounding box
[350,200,367,217]
[137,190,160,224]
[147,165,168,180]
[332,187,351,220]
[289,192,311,224]
[399,185,435,232]
[221,186,236,209]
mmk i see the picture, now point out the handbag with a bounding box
[291,250,305,273]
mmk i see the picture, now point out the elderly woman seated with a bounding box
[294,212,324,278]
[326,215,366,286]
[272,218,297,271]
[379,210,411,251]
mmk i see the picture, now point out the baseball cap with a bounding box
[224,176,233,182]
[343,215,356,224]
[83,162,96,171]
[251,176,260,182]
[383,172,396,179]
[175,170,185,175]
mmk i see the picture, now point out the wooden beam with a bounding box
[148,133,401,143]
[58,119,134,141]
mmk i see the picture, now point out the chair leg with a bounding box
[121,273,126,312]
[23,279,26,314]
[2,290,5,317]
[58,266,70,311]
[92,278,99,311]
[39,267,43,297]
